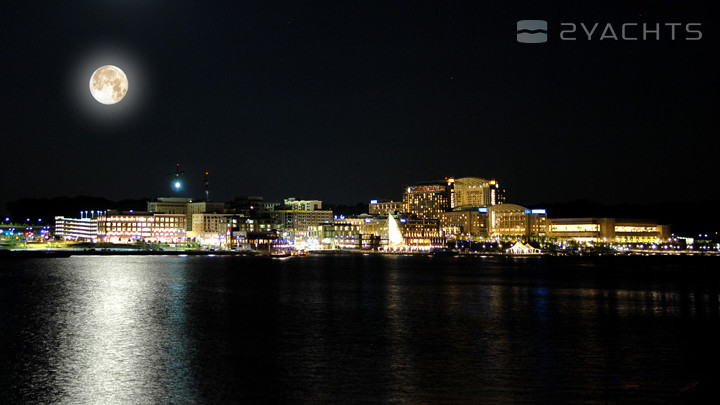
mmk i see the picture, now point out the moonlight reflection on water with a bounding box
[1,255,719,403]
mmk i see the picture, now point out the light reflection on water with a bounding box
[1,255,719,403]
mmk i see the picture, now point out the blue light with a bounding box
[478,207,488,213]
[531,209,546,214]
[370,199,378,204]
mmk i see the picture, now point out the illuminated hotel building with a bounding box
[401,217,443,249]
[307,223,362,250]
[439,208,489,237]
[403,181,452,220]
[276,209,333,234]
[54,216,98,241]
[451,177,505,208]
[343,215,390,244]
[368,200,403,215]
[189,213,240,247]
[97,211,186,243]
[527,209,548,239]
[341,214,441,250]
[487,204,547,240]
[148,197,193,231]
[148,198,226,233]
[147,197,193,215]
[547,218,670,243]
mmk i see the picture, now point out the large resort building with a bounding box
[403,181,452,220]
[451,177,506,208]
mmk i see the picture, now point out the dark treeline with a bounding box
[324,202,368,218]
[6,196,148,223]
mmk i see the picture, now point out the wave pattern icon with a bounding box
[517,20,547,43]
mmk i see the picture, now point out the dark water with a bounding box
[2,254,720,404]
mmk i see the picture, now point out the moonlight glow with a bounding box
[89,65,128,104]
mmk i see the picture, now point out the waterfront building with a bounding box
[235,230,288,253]
[238,217,279,233]
[384,213,442,251]
[488,204,547,240]
[489,179,506,205]
[403,180,452,220]
[307,223,361,250]
[275,209,333,242]
[148,197,194,231]
[488,204,528,239]
[438,208,489,238]
[343,215,389,249]
[148,198,228,233]
[368,200,403,215]
[337,214,441,250]
[147,197,193,215]
[54,216,98,241]
[526,209,548,239]
[451,177,505,208]
[547,218,670,243]
[97,211,186,243]
[189,213,240,247]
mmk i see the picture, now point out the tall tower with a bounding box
[204,171,210,202]
[171,163,185,194]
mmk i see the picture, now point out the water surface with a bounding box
[1,254,719,403]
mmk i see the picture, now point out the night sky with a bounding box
[1,1,716,215]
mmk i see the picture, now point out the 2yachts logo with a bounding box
[517,20,702,43]
[517,20,548,43]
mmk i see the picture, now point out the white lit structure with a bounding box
[54,216,98,241]
[97,211,186,243]
[387,213,404,247]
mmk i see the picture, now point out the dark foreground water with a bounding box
[2,254,720,404]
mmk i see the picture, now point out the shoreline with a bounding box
[1,248,718,259]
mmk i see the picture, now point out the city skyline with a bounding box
[2,1,716,213]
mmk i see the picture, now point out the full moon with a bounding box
[89,65,128,104]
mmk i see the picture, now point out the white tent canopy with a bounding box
[506,241,541,254]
